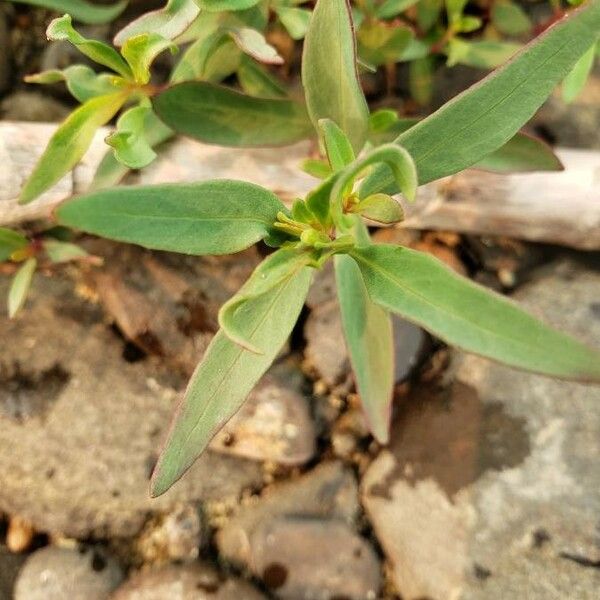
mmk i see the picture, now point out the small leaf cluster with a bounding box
[51,0,600,496]
[0,227,94,317]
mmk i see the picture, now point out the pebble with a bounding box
[14,546,123,600]
[110,563,267,600]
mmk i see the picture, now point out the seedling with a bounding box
[49,0,600,497]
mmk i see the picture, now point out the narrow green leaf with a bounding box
[8,258,37,318]
[446,39,521,69]
[46,15,132,78]
[277,6,311,40]
[319,119,355,171]
[219,248,312,353]
[105,105,157,169]
[90,111,173,191]
[194,0,261,10]
[475,132,563,173]
[357,20,413,66]
[0,228,28,262]
[153,81,313,147]
[237,55,286,98]
[114,0,199,46]
[228,27,283,65]
[25,65,123,103]
[417,0,443,31]
[408,55,434,106]
[301,0,369,152]
[492,0,532,36]
[20,92,127,204]
[44,239,89,263]
[56,180,285,255]
[301,158,332,180]
[562,41,596,102]
[150,265,312,496]
[121,33,177,84]
[10,0,127,25]
[369,115,563,173]
[376,0,420,19]
[336,252,394,443]
[361,0,600,195]
[352,244,600,381]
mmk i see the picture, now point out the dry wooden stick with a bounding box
[1,121,599,249]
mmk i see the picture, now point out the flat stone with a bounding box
[217,461,359,567]
[110,563,267,600]
[250,517,381,599]
[210,366,316,465]
[0,274,263,538]
[0,91,70,122]
[14,546,123,600]
[361,260,600,600]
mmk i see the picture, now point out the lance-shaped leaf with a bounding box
[277,6,311,40]
[369,115,563,173]
[114,0,199,46]
[319,119,355,171]
[153,81,313,146]
[353,193,404,224]
[44,240,89,263]
[446,39,521,69]
[562,41,596,103]
[26,65,123,103]
[91,112,173,190]
[46,15,132,78]
[8,258,37,318]
[228,27,283,65]
[121,33,178,84]
[357,20,413,66]
[194,0,261,10]
[219,248,312,353]
[11,0,128,25]
[0,228,28,262]
[301,0,369,152]
[360,0,600,196]
[105,105,157,169]
[56,180,285,255]
[20,92,127,204]
[237,55,286,98]
[335,222,394,443]
[352,244,600,381]
[150,264,312,496]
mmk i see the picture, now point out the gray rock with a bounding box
[0,91,70,122]
[110,563,267,600]
[210,366,316,465]
[0,274,263,538]
[14,546,123,600]
[250,517,381,599]
[361,260,600,600]
[0,545,26,600]
[217,461,359,567]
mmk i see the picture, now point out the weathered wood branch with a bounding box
[1,121,599,249]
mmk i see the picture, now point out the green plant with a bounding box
[49,0,600,496]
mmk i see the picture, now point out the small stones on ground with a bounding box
[14,546,123,600]
[109,563,267,600]
[250,517,381,599]
[210,368,316,466]
[217,461,359,567]
[216,461,380,599]
[135,505,204,565]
